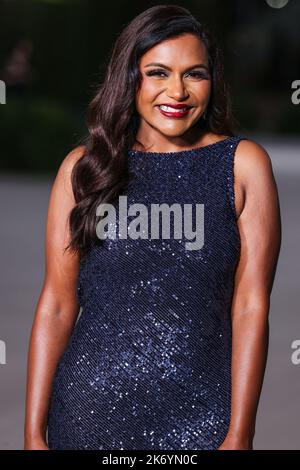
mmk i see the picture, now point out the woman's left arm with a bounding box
[218,140,282,450]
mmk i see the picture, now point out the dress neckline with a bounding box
[128,135,236,157]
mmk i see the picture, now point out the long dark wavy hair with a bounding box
[66,4,237,259]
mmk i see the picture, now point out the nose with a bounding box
[166,74,189,100]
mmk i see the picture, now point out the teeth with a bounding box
[159,105,188,112]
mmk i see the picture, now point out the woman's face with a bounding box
[135,33,211,146]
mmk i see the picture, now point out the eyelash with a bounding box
[145,69,209,79]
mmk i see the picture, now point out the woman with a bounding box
[24,5,281,450]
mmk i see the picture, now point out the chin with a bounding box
[160,125,192,135]
[156,128,189,137]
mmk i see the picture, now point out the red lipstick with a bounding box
[156,103,193,118]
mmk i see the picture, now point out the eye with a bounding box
[145,69,168,78]
[145,69,209,79]
[187,71,209,79]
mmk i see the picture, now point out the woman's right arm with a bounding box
[24,146,86,450]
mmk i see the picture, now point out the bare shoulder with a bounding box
[234,138,274,188]
[45,146,87,268]
[59,145,86,178]
[54,145,86,200]
[235,138,272,163]
[64,144,86,162]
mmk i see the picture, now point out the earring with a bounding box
[202,108,207,120]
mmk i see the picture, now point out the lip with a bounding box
[157,103,193,109]
[156,104,193,118]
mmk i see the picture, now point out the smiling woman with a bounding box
[24,4,281,452]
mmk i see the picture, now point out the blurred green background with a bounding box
[0,0,299,172]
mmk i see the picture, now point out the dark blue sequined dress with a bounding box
[47,135,246,450]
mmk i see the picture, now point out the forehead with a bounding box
[140,34,208,67]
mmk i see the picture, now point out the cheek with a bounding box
[137,79,161,103]
[190,80,211,100]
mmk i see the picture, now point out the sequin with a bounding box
[47,135,246,450]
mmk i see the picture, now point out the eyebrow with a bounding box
[144,62,209,71]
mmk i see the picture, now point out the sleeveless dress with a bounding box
[47,135,246,450]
